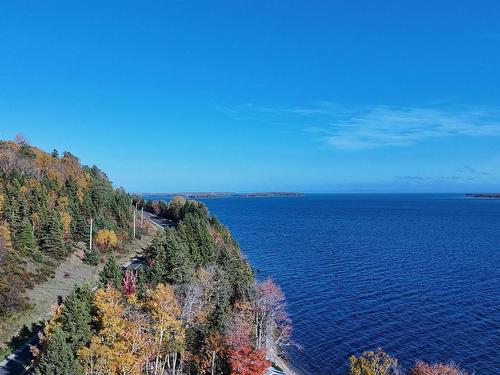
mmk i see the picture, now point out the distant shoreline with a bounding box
[465,193,500,199]
[140,192,304,199]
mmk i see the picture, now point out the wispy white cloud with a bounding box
[217,102,500,150]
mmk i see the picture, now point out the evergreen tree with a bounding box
[15,217,37,255]
[178,212,216,267]
[99,253,122,288]
[144,230,193,285]
[72,211,88,243]
[59,287,93,350]
[40,211,64,258]
[33,327,83,375]
[165,229,194,283]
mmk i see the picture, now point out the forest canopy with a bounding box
[31,195,292,375]
[0,138,132,317]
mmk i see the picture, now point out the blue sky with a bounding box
[1,1,500,192]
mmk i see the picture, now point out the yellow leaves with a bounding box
[77,172,90,190]
[42,303,64,338]
[78,285,187,375]
[0,194,4,216]
[94,287,126,338]
[46,169,64,187]
[26,178,41,190]
[0,223,13,250]
[147,283,185,374]
[76,189,84,203]
[33,151,53,172]
[31,212,40,227]
[58,196,69,209]
[349,348,398,375]
[200,332,224,374]
[79,287,153,375]
[148,283,185,346]
[149,283,181,319]
[48,191,58,209]
[94,229,118,251]
[30,304,64,362]
[78,336,115,374]
[79,287,130,375]
[61,211,72,239]
[148,283,184,342]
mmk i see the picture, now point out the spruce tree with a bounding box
[15,217,37,255]
[33,327,83,375]
[72,211,88,243]
[41,211,64,258]
[165,230,194,283]
[59,287,93,350]
[99,253,122,288]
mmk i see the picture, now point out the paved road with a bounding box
[142,211,175,229]
[0,211,168,375]
[0,333,39,375]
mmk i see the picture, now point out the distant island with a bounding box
[465,193,500,199]
[141,191,304,199]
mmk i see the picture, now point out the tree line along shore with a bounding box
[0,136,477,375]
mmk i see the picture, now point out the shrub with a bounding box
[83,248,100,265]
[409,361,472,375]
[349,348,399,375]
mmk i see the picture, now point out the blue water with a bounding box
[158,194,500,374]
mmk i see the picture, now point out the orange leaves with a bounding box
[227,345,269,375]
[224,301,270,375]
[199,332,224,375]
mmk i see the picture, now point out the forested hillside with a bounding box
[31,198,292,375]
[0,137,132,318]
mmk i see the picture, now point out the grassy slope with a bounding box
[0,230,155,362]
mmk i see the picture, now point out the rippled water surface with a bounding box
[195,194,499,374]
[196,195,500,375]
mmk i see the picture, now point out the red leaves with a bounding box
[123,269,137,296]
[225,305,270,375]
[227,344,269,375]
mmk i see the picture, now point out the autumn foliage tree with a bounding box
[349,348,399,375]
[147,283,185,375]
[199,332,225,375]
[94,229,118,251]
[224,303,269,375]
[0,138,132,318]
[408,361,473,375]
[78,287,151,375]
[253,278,291,355]
[123,269,137,296]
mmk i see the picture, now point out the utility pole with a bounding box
[141,206,144,228]
[89,218,93,252]
[133,209,136,239]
